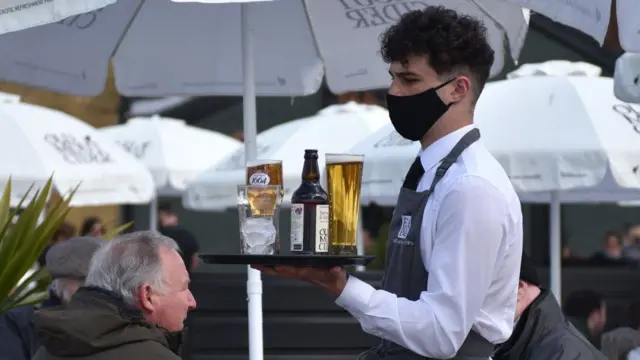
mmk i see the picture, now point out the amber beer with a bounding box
[246,160,283,251]
[325,153,364,256]
[290,150,330,254]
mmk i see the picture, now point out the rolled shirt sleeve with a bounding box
[336,175,510,358]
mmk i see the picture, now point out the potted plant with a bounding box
[0,177,73,315]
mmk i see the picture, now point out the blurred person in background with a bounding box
[157,202,200,274]
[601,299,640,360]
[622,224,640,262]
[80,216,106,237]
[0,236,103,360]
[38,221,77,267]
[493,254,606,360]
[598,231,624,260]
[589,231,633,267]
[563,289,607,349]
[32,231,197,360]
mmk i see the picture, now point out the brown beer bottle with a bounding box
[290,149,330,254]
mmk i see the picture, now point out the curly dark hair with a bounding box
[379,6,495,101]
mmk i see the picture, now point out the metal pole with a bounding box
[241,4,263,360]
[549,191,562,304]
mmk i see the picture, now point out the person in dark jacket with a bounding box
[563,289,607,348]
[157,202,200,273]
[493,254,607,360]
[0,236,103,360]
[32,231,196,360]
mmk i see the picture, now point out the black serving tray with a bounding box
[200,254,375,267]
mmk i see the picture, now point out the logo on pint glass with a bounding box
[397,215,411,239]
[249,172,270,185]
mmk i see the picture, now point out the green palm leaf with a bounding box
[0,177,72,315]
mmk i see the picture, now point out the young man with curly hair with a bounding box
[257,7,523,359]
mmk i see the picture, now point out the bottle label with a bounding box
[290,204,304,251]
[249,172,270,185]
[315,204,329,253]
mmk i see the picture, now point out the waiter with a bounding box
[257,6,523,360]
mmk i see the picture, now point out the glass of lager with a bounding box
[325,153,364,256]
[246,159,283,253]
[237,184,282,255]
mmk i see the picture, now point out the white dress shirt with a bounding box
[336,125,523,359]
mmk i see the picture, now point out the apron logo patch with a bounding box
[397,215,412,239]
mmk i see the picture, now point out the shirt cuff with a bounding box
[335,275,376,315]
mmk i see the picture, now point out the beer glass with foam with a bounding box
[325,153,364,256]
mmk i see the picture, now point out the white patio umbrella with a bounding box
[101,116,242,230]
[184,102,390,210]
[0,0,529,97]
[351,70,640,303]
[0,98,154,207]
[477,75,640,302]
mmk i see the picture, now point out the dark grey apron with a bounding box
[360,128,492,360]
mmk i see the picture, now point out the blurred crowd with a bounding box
[563,224,640,268]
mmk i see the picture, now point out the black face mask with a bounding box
[386,78,456,141]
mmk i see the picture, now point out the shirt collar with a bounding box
[418,124,476,173]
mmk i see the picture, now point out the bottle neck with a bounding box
[301,158,320,182]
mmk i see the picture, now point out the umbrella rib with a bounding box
[110,0,146,58]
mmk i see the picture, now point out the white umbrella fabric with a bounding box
[614,52,640,104]
[0,0,115,35]
[101,116,242,230]
[0,99,155,207]
[184,102,390,211]
[0,0,530,97]
[505,0,640,52]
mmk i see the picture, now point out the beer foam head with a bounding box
[325,153,364,164]
[246,159,281,167]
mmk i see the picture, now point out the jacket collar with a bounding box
[77,286,185,355]
[493,289,564,359]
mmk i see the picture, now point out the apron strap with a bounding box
[427,128,480,193]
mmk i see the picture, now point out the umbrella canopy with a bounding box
[505,0,639,52]
[0,0,529,97]
[101,116,242,195]
[0,100,154,207]
[351,74,640,205]
[0,0,115,35]
[614,52,640,104]
[184,102,389,210]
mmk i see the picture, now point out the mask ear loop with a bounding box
[434,77,458,108]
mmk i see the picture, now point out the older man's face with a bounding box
[144,247,196,332]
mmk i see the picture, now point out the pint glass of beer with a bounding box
[325,153,364,256]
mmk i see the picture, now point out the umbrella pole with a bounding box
[149,197,158,231]
[241,4,264,360]
[355,211,365,272]
[549,191,562,304]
